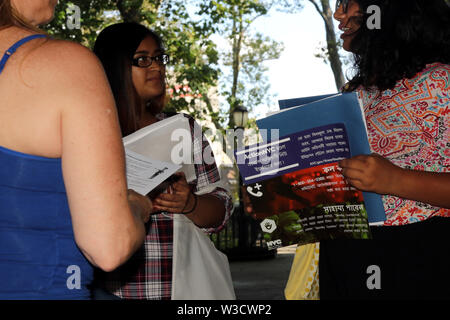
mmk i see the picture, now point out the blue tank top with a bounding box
[0,35,93,299]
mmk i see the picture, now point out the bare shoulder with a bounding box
[23,38,113,113]
[27,38,106,84]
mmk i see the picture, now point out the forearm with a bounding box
[184,194,226,228]
[75,202,147,272]
[97,201,147,271]
[340,154,450,209]
[127,201,148,245]
[387,169,450,209]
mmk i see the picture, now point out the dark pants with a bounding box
[319,217,450,300]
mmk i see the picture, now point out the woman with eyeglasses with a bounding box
[92,22,233,300]
[315,0,450,299]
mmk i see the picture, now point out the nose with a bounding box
[333,4,345,21]
[148,60,164,72]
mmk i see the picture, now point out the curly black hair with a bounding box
[344,0,450,92]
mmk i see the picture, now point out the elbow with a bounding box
[83,249,126,272]
[97,240,142,272]
[75,219,146,272]
[80,237,142,272]
[95,257,123,272]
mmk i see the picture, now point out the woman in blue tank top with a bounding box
[0,0,153,299]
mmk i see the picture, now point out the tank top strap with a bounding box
[0,34,48,74]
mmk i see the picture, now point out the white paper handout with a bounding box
[123,114,196,195]
[124,149,181,196]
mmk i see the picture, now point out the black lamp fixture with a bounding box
[232,104,249,129]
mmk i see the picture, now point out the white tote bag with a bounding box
[171,213,236,300]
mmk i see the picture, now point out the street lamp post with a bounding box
[227,105,276,260]
[232,105,250,251]
[232,105,249,131]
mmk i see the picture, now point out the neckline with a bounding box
[0,144,60,161]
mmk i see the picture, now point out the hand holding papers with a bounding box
[123,114,195,196]
[256,93,385,224]
[236,93,386,250]
[124,149,181,196]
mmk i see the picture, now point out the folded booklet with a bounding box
[235,93,386,250]
[123,114,195,196]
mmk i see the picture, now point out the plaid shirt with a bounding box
[101,113,233,300]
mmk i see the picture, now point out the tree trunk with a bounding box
[116,0,144,23]
[229,5,244,127]
[310,0,346,91]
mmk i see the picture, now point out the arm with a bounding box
[339,154,450,209]
[153,114,232,229]
[153,172,226,228]
[42,41,151,271]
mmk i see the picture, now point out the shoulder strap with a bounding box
[0,34,47,74]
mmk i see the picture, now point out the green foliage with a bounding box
[196,0,284,127]
[238,32,284,109]
[43,0,222,127]
[42,0,286,130]
[44,0,118,47]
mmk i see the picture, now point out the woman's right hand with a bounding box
[127,189,153,223]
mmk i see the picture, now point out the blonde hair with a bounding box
[0,0,43,32]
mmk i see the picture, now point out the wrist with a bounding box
[182,192,198,214]
[384,165,407,196]
[129,199,150,224]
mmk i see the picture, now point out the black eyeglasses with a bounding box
[335,0,350,13]
[132,54,169,68]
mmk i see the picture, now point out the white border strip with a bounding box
[245,163,299,181]
[235,137,291,156]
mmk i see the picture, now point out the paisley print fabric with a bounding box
[357,63,450,226]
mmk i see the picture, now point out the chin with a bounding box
[145,89,165,99]
[342,37,356,52]
[36,12,55,26]
[40,16,54,26]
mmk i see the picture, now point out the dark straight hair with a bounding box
[94,22,166,136]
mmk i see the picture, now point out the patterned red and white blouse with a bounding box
[357,62,450,226]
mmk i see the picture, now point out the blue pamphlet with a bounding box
[278,93,336,110]
[236,123,372,248]
[256,93,385,224]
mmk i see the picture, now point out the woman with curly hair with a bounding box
[317,0,450,299]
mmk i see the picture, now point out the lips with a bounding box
[338,23,350,33]
[338,23,358,38]
[146,76,162,82]
[340,30,357,39]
